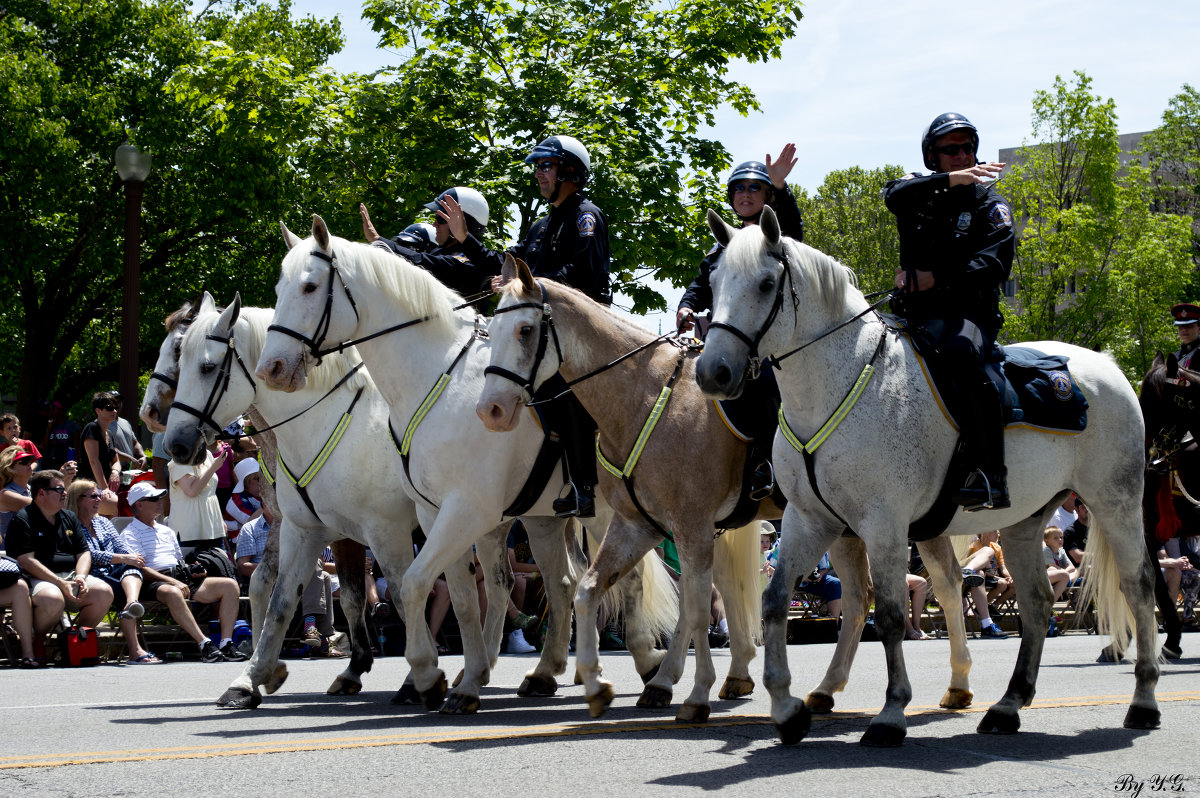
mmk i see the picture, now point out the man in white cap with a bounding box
[1171,302,1200,369]
[122,481,248,662]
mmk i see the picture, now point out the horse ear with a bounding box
[312,214,331,252]
[281,221,302,251]
[501,252,517,287]
[1167,352,1180,379]
[515,257,537,295]
[707,209,735,247]
[760,205,781,246]
[216,292,242,333]
[1152,351,1166,371]
[198,290,217,317]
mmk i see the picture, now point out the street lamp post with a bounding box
[115,143,152,430]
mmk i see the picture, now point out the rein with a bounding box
[170,329,261,438]
[706,249,797,380]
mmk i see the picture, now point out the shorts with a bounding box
[29,574,108,610]
[90,564,143,595]
[797,574,842,603]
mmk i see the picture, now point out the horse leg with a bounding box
[917,536,973,708]
[218,522,321,709]
[475,524,510,675]
[440,549,490,713]
[764,507,838,744]
[518,516,576,696]
[325,540,372,696]
[714,522,763,701]
[576,517,658,718]
[248,516,281,640]
[978,516,1052,734]
[859,530,913,747]
[805,535,871,713]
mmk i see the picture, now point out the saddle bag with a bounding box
[59,625,101,667]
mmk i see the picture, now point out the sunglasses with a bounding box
[97,404,117,411]
[731,182,764,194]
[533,161,557,173]
[45,485,67,494]
[934,142,976,157]
[85,493,102,500]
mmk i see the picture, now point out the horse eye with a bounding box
[759,277,776,293]
[302,282,319,295]
[519,324,533,338]
[200,362,216,375]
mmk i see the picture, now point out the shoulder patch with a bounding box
[577,211,597,237]
[452,254,470,264]
[988,202,1013,228]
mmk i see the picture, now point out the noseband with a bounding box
[171,330,259,439]
[705,249,797,380]
[484,282,563,398]
[266,248,360,364]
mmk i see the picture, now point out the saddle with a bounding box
[898,318,1090,540]
[713,368,787,528]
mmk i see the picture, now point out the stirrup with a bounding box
[956,469,1009,513]
[748,460,775,502]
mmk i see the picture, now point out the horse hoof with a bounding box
[636,684,673,710]
[518,674,558,697]
[776,706,812,745]
[391,683,422,706]
[804,692,835,714]
[718,676,755,700]
[638,664,660,685]
[216,686,262,709]
[939,687,974,709]
[326,675,363,696]
[440,692,481,715]
[574,669,584,685]
[676,702,711,723]
[586,683,614,718]
[421,674,449,711]
[263,664,289,695]
[1161,643,1182,660]
[1123,705,1161,730]
[1096,645,1123,663]
[452,669,464,688]
[977,708,1020,734]
[860,723,906,748]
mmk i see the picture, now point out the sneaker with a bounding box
[301,625,323,649]
[707,625,730,649]
[980,622,1008,639]
[961,568,985,589]
[121,601,145,620]
[220,640,249,662]
[506,628,536,654]
[514,613,542,650]
[201,639,223,662]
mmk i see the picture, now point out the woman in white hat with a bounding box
[225,457,263,535]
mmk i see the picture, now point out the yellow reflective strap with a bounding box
[401,374,451,456]
[597,440,624,479]
[258,450,276,486]
[777,406,806,454]
[623,386,672,477]
[777,362,876,455]
[296,412,353,488]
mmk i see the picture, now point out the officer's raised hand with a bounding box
[765,143,798,189]
[948,162,1005,187]
[359,203,380,243]
[438,195,469,244]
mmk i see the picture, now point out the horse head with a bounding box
[163,293,255,465]
[257,215,356,393]
[140,289,214,432]
[477,254,551,432]
[695,205,793,399]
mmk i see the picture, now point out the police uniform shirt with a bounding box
[679,186,805,315]
[1175,339,1200,370]
[377,239,500,299]
[4,505,89,574]
[883,172,1015,328]
[460,192,612,304]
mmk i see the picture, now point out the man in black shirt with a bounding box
[5,469,114,644]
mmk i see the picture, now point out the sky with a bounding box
[288,0,1200,332]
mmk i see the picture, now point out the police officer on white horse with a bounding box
[885,113,1015,511]
[443,135,611,517]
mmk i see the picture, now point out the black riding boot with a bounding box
[550,394,598,518]
[953,378,1010,512]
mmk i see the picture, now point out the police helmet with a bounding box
[424,186,490,238]
[921,112,979,170]
[725,160,773,205]
[525,135,591,185]
[394,222,438,251]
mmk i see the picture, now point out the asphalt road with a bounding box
[1,633,1197,797]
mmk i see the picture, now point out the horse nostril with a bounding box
[715,364,732,387]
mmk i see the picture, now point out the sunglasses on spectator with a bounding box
[45,486,66,494]
[731,182,765,194]
[934,142,976,157]
[534,161,557,173]
[97,404,116,411]
[85,493,102,500]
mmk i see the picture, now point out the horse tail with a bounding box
[950,533,975,565]
[638,548,680,640]
[1077,516,1136,652]
[714,521,765,646]
[581,525,623,623]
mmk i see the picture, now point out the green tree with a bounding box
[0,0,344,423]
[352,0,806,314]
[795,165,906,295]
[1140,84,1200,275]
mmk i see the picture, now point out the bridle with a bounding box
[266,248,360,365]
[484,281,564,399]
[705,249,797,380]
[170,327,259,439]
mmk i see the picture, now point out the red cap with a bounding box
[1171,303,1200,325]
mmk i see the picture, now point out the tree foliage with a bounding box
[1140,84,1200,275]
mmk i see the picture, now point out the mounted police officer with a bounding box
[1171,303,1200,370]
[884,112,1015,511]
[676,144,804,500]
[358,188,500,297]
[445,135,611,517]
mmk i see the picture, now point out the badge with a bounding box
[577,211,597,237]
[956,211,972,230]
[989,203,1013,228]
[1049,371,1073,402]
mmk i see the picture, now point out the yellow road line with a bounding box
[3,693,1197,770]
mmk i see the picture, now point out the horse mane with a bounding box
[721,228,861,312]
[184,306,376,396]
[279,235,464,340]
[164,302,194,332]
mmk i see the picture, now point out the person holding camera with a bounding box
[121,482,247,662]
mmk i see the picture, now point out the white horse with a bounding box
[695,207,1160,746]
[255,217,677,714]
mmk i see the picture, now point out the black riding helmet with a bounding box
[726,160,775,218]
[921,112,979,171]
[394,223,438,252]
